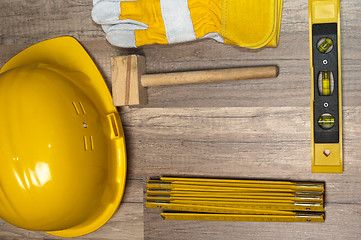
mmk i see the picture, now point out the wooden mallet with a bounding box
[111,55,279,106]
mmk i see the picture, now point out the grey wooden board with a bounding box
[1,0,361,239]
[145,203,361,240]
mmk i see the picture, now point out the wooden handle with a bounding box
[141,66,279,87]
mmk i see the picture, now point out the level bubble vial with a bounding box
[318,71,334,96]
[318,113,335,130]
[317,37,334,54]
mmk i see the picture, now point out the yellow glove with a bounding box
[119,0,171,46]
[92,0,283,48]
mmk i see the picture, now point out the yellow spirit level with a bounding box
[309,0,343,173]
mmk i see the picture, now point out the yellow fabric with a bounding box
[223,0,282,48]
[120,0,168,45]
[187,0,222,39]
[119,0,283,48]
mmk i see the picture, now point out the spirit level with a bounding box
[309,0,343,173]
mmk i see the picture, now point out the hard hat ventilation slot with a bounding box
[90,136,94,150]
[72,102,80,115]
[107,113,120,139]
[83,136,88,151]
[79,101,86,114]
[83,136,94,151]
[72,101,86,115]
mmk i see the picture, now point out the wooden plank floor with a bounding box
[1,0,361,239]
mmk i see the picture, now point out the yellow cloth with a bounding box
[119,0,168,45]
[118,0,283,48]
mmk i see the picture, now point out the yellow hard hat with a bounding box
[0,37,126,237]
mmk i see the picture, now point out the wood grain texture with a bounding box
[145,203,361,240]
[140,66,279,87]
[112,55,148,106]
[1,0,361,239]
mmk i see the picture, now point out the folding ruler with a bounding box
[309,0,343,173]
[146,177,325,222]
[161,212,325,223]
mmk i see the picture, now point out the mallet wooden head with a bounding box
[111,55,147,106]
[111,54,279,107]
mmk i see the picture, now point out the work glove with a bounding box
[92,0,283,49]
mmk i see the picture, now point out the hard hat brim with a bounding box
[0,37,127,237]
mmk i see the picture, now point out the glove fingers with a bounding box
[108,22,148,31]
[102,19,147,32]
[119,1,152,23]
[119,0,169,46]
[105,22,149,47]
[92,0,121,25]
[101,24,112,33]
[106,29,136,48]
[93,0,227,47]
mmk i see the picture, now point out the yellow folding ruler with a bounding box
[309,0,343,173]
[146,177,325,222]
[147,189,323,197]
[146,200,324,212]
[147,195,324,203]
[161,213,325,223]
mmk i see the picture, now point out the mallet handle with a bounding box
[141,66,279,87]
